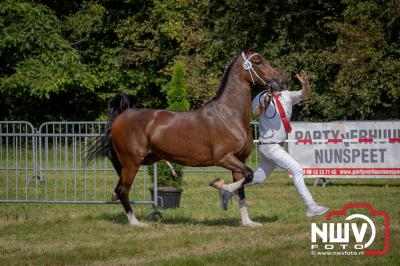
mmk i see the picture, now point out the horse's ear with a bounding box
[244,40,253,54]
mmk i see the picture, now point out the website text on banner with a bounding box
[287,121,400,178]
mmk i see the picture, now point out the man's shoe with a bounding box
[306,204,329,217]
[219,189,234,211]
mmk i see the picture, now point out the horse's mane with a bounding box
[208,55,238,102]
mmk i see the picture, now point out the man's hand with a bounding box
[261,92,272,109]
[255,92,272,117]
[296,70,310,99]
[296,70,309,86]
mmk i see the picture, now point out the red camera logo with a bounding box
[311,204,390,256]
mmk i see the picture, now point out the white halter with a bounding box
[241,52,267,86]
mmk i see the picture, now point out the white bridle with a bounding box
[241,52,267,86]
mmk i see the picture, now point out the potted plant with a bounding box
[148,161,184,209]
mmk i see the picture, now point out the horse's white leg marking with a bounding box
[238,198,262,227]
[222,178,245,192]
[126,211,149,227]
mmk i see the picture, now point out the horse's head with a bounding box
[240,41,284,92]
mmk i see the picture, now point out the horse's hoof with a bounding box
[242,221,262,227]
[130,222,150,228]
[111,192,119,201]
[219,189,234,211]
[209,178,224,189]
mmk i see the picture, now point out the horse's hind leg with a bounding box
[111,154,160,201]
[116,164,149,227]
[111,180,120,201]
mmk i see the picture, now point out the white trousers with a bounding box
[250,143,315,208]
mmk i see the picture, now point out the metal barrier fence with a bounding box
[0,121,260,205]
[0,121,156,206]
[4,120,396,204]
[0,121,258,208]
[0,121,36,202]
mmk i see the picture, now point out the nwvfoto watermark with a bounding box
[310,203,390,256]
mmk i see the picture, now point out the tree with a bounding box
[0,1,98,124]
[1,0,399,123]
[166,60,190,111]
[315,0,400,120]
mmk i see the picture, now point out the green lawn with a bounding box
[0,172,399,265]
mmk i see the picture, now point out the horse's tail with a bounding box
[84,93,137,176]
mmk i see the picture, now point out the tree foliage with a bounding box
[166,60,190,111]
[0,0,399,124]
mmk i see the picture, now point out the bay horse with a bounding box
[86,42,284,227]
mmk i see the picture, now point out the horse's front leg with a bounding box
[216,153,254,184]
[210,153,252,193]
[210,154,253,211]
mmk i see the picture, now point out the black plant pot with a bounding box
[150,187,183,209]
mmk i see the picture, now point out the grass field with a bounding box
[0,172,399,265]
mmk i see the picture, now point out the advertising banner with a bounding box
[288,121,400,178]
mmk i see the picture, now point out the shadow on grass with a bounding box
[160,214,278,227]
[92,211,278,227]
[90,212,129,225]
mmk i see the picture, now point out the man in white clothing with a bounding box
[213,70,328,218]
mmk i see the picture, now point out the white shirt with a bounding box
[252,90,304,143]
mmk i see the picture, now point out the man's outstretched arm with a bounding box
[297,70,310,99]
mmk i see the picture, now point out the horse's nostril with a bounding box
[269,78,285,92]
[274,77,285,91]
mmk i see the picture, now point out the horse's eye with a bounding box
[255,60,261,65]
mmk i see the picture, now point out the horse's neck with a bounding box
[217,74,252,126]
